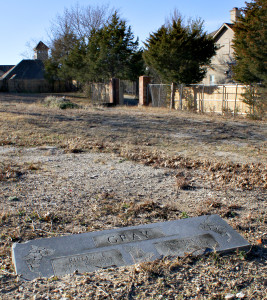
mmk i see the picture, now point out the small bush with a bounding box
[43,96,79,109]
[183,89,197,111]
[83,84,92,99]
[242,85,266,120]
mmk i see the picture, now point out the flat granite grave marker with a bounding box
[12,214,249,280]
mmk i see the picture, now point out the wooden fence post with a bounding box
[234,84,238,117]
[202,85,205,113]
[222,85,225,113]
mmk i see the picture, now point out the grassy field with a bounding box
[0,93,266,299]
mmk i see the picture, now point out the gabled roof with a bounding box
[0,65,14,74]
[212,23,234,40]
[1,60,45,80]
[34,41,49,51]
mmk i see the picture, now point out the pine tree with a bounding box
[232,0,267,118]
[143,17,217,84]
[233,0,267,85]
[83,12,144,81]
[45,31,78,82]
[53,12,145,83]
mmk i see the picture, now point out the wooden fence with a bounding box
[174,84,249,115]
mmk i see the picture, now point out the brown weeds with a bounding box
[0,163,23,181]
[0,162,41,181]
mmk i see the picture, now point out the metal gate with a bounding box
[148,84,171,107]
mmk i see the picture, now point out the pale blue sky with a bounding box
[0,0,246,65]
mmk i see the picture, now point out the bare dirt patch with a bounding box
[0,93,266,299]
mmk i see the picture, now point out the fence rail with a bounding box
[86,82,110,105]
[148,83,250,115]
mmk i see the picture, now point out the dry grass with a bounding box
[0,93,266,299]
[0,95,266,162]
[0,161,41,182]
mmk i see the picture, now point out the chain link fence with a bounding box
[148,84,171,107]
[147,83,250,115]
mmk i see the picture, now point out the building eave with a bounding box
[212,23,234,40]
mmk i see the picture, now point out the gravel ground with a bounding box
[1,145,266,300]
[0,94,266,299]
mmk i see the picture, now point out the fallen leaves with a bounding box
[120,148,266,190]
[0,161,41,182]
[0,163,23,181]
[256,238,262,245]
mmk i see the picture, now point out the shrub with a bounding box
[43,96,79,109]
[183,89,197,111]
[242,85,266,119]
[83,84,92,99]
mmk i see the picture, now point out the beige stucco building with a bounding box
[202,8,241,85]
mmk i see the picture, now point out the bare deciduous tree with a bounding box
[21,39,42,60]
[44,3,117,82]
[164,8,204,33]
[48,3,115,41]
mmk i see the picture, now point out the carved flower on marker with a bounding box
[23,245,55,272]
[124,246,154,263]
[199,217,232,242]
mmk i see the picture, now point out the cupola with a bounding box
[34,41,49,61]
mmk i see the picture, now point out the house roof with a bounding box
[212,23,234,40]
[34,41,49,51]
[0,65,15,74]
[1,59,46,80]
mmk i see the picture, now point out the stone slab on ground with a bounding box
[12,214,249,281]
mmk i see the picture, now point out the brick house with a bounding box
[202,8,241,85]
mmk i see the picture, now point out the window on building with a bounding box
[209,75,215,85]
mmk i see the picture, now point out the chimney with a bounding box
[230,7,241,23]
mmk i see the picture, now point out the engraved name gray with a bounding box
[93,228,165,248]
[51,249,125,276]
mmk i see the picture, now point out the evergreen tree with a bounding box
[143,17,217,84]
[45,4,114,82]
[233,0,267,84]
[45,31,78,82]
[83,12,144,81]
[46,11,144,83]
[62,39,88,82]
